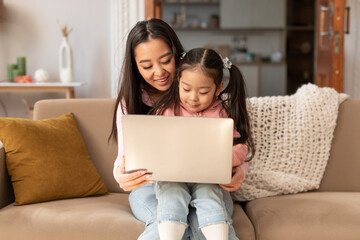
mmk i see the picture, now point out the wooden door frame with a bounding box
[147,0,346,92]
[315,0,345,92]
[332,0,345,92]
[145,0,162,20]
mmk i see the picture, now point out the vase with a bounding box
[59,37,73,83]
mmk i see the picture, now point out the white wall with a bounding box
[0,0,111,118]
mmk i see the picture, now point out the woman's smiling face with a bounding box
[134,38,175,92]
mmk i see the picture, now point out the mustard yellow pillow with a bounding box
[0,113,108,205]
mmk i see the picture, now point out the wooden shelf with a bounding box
[162,1,219,6]
[286,26,314,31]
[234,61,286,66]
[0,82,85,99]
[173,27,285,32]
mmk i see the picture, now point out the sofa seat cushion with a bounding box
[0,192,256,240]
[244,192,360,240]
[0,193,144,240]
[232,203,256,240]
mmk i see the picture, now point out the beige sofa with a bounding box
[1,98,360,240]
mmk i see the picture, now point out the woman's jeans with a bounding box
[129,183,239,240]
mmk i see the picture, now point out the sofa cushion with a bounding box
[232,84,348,202]
[0,193,144,240]
[0,192,256,240]
[319,99,360,191]
[0,113,108,205]
[244,192,360,240]
[232,203,256,240]
[33,99,119,193]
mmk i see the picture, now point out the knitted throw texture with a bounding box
[231,84,348,201]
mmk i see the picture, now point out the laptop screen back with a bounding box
[122,115,233,184]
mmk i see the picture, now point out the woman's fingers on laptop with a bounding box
[117,159,153,191]
[119,172,153,191]
[219,166,244,192]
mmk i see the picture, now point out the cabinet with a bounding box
[220,0,286,29]
[261,64,287,96]
[286,0,315,94]
[238,65,259,97]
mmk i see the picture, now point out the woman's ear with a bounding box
[215,81,224,97]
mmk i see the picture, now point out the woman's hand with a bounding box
[219,166,244,192]
[115,156,154,191]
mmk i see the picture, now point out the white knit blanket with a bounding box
[231,84,348,201]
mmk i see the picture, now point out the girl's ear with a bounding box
[215,81,224,97]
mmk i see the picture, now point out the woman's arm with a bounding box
[113,103,153,191]
[219,161,248,192]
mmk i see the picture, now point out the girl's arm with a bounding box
[220,131,249,192]
[219,108,249,191]
[232,130,248,169]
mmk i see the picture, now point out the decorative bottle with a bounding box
[59,37,73,83]
[58,24,73,83]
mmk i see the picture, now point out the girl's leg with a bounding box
[201,223,228,240]
[191,184,229,228]
[154,181,191,234]
[129,183,192,240]
[188,187,239,240]
[157,221,187,240]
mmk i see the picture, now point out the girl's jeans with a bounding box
[154,182,230,228]
[129,183,239,240]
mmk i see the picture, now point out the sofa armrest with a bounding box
[0,147,14,208]
[319,99,360,191]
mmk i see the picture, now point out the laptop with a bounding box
[122,115,234,184]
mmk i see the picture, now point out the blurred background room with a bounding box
[0,0,359,118]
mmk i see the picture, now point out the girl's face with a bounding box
[179,68,223,113]
[134,38,175,92]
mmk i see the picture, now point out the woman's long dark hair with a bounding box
[151,48,255,161]
[109,19,184,142]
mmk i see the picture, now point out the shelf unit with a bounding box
[160,0,288,97]
[162,0,220,30]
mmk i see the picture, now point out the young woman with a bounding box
[110,19,247,240]
[150,48,254,240]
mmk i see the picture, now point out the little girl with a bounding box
[150,48,255,240]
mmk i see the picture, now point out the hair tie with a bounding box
[222,57,232,69]
[180,52,186,60]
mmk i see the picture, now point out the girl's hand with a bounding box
[115,156,154,191]
[219,166,244,192]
